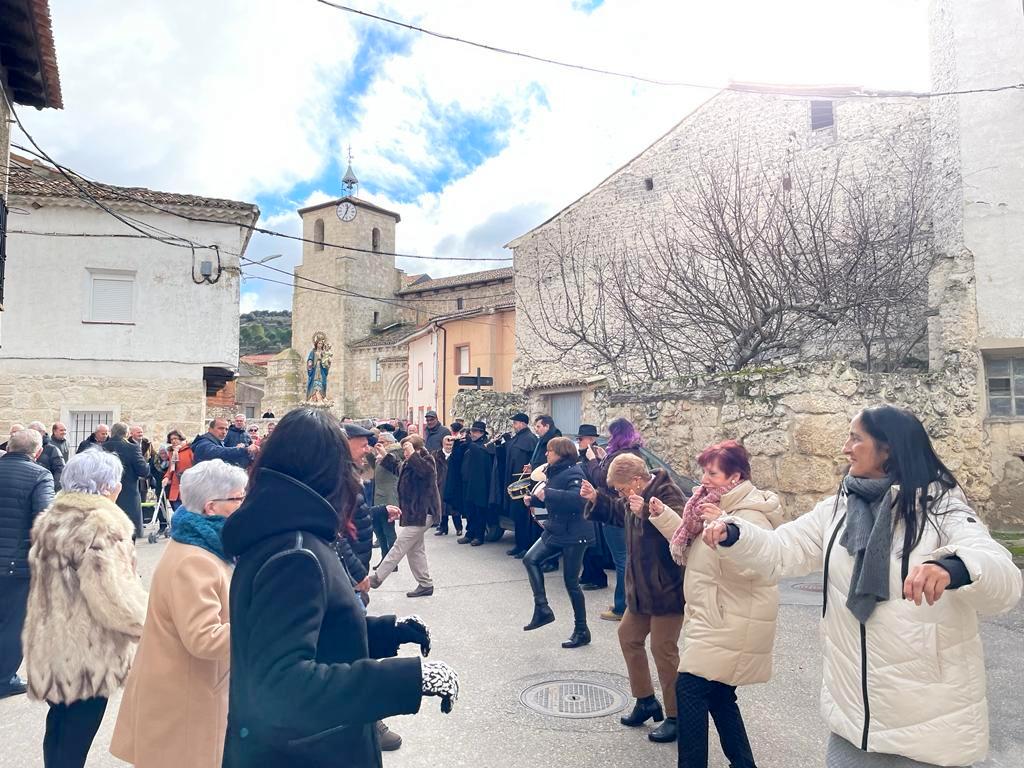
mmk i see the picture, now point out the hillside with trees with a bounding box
[240,310,292,355]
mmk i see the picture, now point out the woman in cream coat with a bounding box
[647,439,781,768]
[111,459,248,768]
[704,406,1023,767]
[23,449,149,768]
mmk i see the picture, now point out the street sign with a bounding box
[458,375,494,387]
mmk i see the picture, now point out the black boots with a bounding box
[561,624,591,649]
[620,695,664,727]
[648,716,677,743]
[523,603,556,631]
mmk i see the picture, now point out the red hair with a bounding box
[697,439,751,481]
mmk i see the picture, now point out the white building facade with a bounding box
[0,157,258,447]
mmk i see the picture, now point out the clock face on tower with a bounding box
[336,201,357,222]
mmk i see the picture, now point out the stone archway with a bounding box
[384,370,409,420]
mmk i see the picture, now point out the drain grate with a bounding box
[520,679,629,719]
[792,582,824,593]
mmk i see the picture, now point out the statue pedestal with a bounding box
[303,396,337,414]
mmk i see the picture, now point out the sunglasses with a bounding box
[247,428,259,433]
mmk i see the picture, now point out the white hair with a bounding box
[179,459,248,514]
[28,421,47,434]
[7,429,42,456]
[377,431,395,445]
[62,449,124,495]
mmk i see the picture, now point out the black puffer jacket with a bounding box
[101,438,150,530]
[532,459,594,547]
[0,453,55,578]
[37,435,65,491]
[221,468,423,768]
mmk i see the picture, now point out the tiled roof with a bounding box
[239,353,276,367]
[1,0,63,109]
[429,301,515,324]
[401,273,429,287]
[8,157,260,215]
[350,323,417,349]
[397,267,514,295]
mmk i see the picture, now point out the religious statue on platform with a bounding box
[306,331,333,403]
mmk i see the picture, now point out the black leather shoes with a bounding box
[648,716,677,743]
[457,535,472,544]
[507,547,523,556]
[581,582,607,591]
[561,626,591,649]
[523,604,556,631]
[514,551,527,559]
[470,538,484,546]
[620,696,664,727]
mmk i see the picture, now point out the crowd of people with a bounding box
[0,402,1021,768]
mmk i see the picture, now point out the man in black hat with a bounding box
[576,424,610,591]
[576,424,605,464]
[495,413,540,558]
[422,410,450,452]
[458,421,492,546]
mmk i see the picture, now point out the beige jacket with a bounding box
[719,489,1022,766]
[650,481,783,686]
[23,492,148,703]
[111,539,231,768]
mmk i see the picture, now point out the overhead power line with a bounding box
[314,0,1024,98]
[10,141,512,263]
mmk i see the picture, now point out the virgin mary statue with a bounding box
[306,332,332,402]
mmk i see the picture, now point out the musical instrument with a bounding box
[506,463,549,500]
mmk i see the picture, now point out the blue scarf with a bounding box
[170,508,231,563]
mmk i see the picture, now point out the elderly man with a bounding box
[223,414,252,449]
[101,423,151,538]
[0,429,55,698]
[422,410,450,452]
[129,425,156,503]
[0,424,25,453]
[77,423,110,454]
[28,422,65,492]
[50,423,70,463]
[192,418,255,468]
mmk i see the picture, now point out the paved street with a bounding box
[1,532,1021,768]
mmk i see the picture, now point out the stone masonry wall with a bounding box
[452,390,528,437]
[0,372,207,447]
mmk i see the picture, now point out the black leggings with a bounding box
[44,696,108,768]
[675,672,756,768]
[523,539,587,626]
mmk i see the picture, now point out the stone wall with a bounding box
[262,349,304,418]
[452,389,527,436]
[0,372,207,448]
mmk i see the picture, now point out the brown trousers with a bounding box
[617,609,684,717]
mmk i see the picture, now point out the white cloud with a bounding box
[19,0,932,308]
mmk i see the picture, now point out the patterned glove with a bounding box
[396,615,431,657]
[421,660,459,714]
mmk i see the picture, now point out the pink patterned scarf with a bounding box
[669,480,742,564]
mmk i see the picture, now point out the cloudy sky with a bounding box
[17,0,931,311]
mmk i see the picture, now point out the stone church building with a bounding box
[263,166,514,420]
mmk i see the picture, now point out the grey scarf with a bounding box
[840,475,896,623]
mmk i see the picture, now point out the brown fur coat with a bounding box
[396,450,441,527]
[23,492,149,703]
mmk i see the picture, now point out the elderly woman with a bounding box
[23,449,149,768]
[163,430,195,512]
[523,437,595,648]
[580,418,645,621]
[703,407,1023,768]
[588,452,688,744]
[646,440,782,768]
[111,459,248,768]
[369,434,440,598]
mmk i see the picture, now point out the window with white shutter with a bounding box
[88,271,135,323]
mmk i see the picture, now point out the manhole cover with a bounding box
[519,679,629,719]
[792,582,823,593]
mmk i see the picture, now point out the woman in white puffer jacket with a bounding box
[704,405,1022,768]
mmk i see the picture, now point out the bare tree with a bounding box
[519,136,936,384]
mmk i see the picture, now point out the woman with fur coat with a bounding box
[369,435,441,598]
[22,449,149,768]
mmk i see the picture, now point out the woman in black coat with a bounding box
[521,437,596,649]
[220,408,459,768]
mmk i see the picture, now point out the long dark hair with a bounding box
[248,407,361,533]
[857,405,958,554]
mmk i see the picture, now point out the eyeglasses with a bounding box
[247,429,259,433]
[211,496,245,503]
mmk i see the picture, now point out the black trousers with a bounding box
[438,503,463,533]
[0,577,30,682]
[512,502,541,552]
[523,539,588,626]
[464,502,487,540]
[43,696,108,768]
[675,672,757,768]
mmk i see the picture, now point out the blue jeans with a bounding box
[603,524,627,615]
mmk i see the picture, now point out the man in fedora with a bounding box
[458,421,492,546]
[577,424,611,591]
[495,413,540,558]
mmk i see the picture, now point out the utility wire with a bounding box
[314,0,1024,99]
[10,142,512,263]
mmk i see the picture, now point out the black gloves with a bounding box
[421,661,459,714]
[396,615,431,657]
